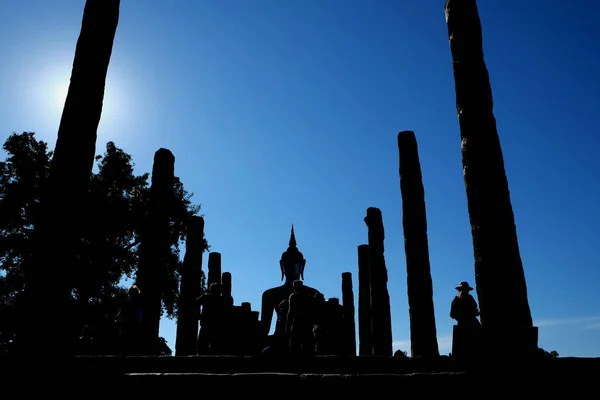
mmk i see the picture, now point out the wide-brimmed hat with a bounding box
[455,281,473,291]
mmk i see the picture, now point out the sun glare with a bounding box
[56,80,70,110]
[33,54,135,144]
[46,74,129,127]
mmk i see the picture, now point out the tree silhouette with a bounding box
[0,132,207,352]
[537,347,559,359]
[394,349,408,358]
[0,132,51,348]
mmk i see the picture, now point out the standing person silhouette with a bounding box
[118,285,143,355]
[450,281,481,327]
[196,283,226,354]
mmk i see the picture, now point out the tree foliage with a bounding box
[394,349,408,358]
[538,347,559,359]
[0,132,51,345]
[0,132,207,352]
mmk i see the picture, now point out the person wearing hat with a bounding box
[450,282,481,327]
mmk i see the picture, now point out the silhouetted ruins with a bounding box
[6,0,599,390]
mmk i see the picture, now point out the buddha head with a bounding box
[280,224,306,282]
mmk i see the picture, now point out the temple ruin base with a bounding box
[452,325,539,360]
[1,354,597,393]
[480,325,539,358]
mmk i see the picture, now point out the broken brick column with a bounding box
[445,0,537,356]
[207,252,222,287]
[175,215,205,356]
[398,130,440,358]
[222,272,232,301]
[221,271,235,354]
[357,244,373,355]
[364,207,393,356]
[136,148,175,355]
[341,272,357,356]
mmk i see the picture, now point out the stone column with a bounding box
[136,148,175,354]
[17,0,120,356]
[175,215,205,356]
[398,131,440,358]
[220,271,234,354]
[207,252,222,287]
[341,272,357,356]
[222,272,232,300]
[445,0,536,355]
[357,244,372,355]
[364,208,393,356]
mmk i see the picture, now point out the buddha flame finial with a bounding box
[289,224,297,248]
[280,224,305,281]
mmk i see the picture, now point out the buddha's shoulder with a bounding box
[304,285,320,294]
[262,285,288,296]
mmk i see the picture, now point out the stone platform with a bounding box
[1,354,598,393]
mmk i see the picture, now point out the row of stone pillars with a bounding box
[127,146,211,355]
[357,209,394,356]
[357,200,438,358]
[175,241,230,356]
[18,0,537,358]
[355,0,537,359]
[175,233,359,356]
[176,244,246,356]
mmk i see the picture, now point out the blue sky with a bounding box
[1,0,599,357]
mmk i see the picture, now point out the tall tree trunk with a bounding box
[444,0,533,328]
[19,0,120,356]
[398,130,440,358]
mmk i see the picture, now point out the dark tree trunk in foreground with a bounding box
[175,216,205,356]
[398,130,440,358]
[136,148,176,355]
[364,208,393,356]
[445,0,535,356]
[357,244,372,355]
[18,0,120,356]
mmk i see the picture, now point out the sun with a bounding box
[36,61,133,139]
[55,80,70,110]
[51,78,123,121]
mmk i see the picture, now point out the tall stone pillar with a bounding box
[207,252,222,287]
[18,0,120,356]
[136,148,175,354]
[175,216,205,356]
[398,131,440,358]
[357,244,372,355]
[445,0,537,355]
[364,208,393,356]
[341,272,357,356]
